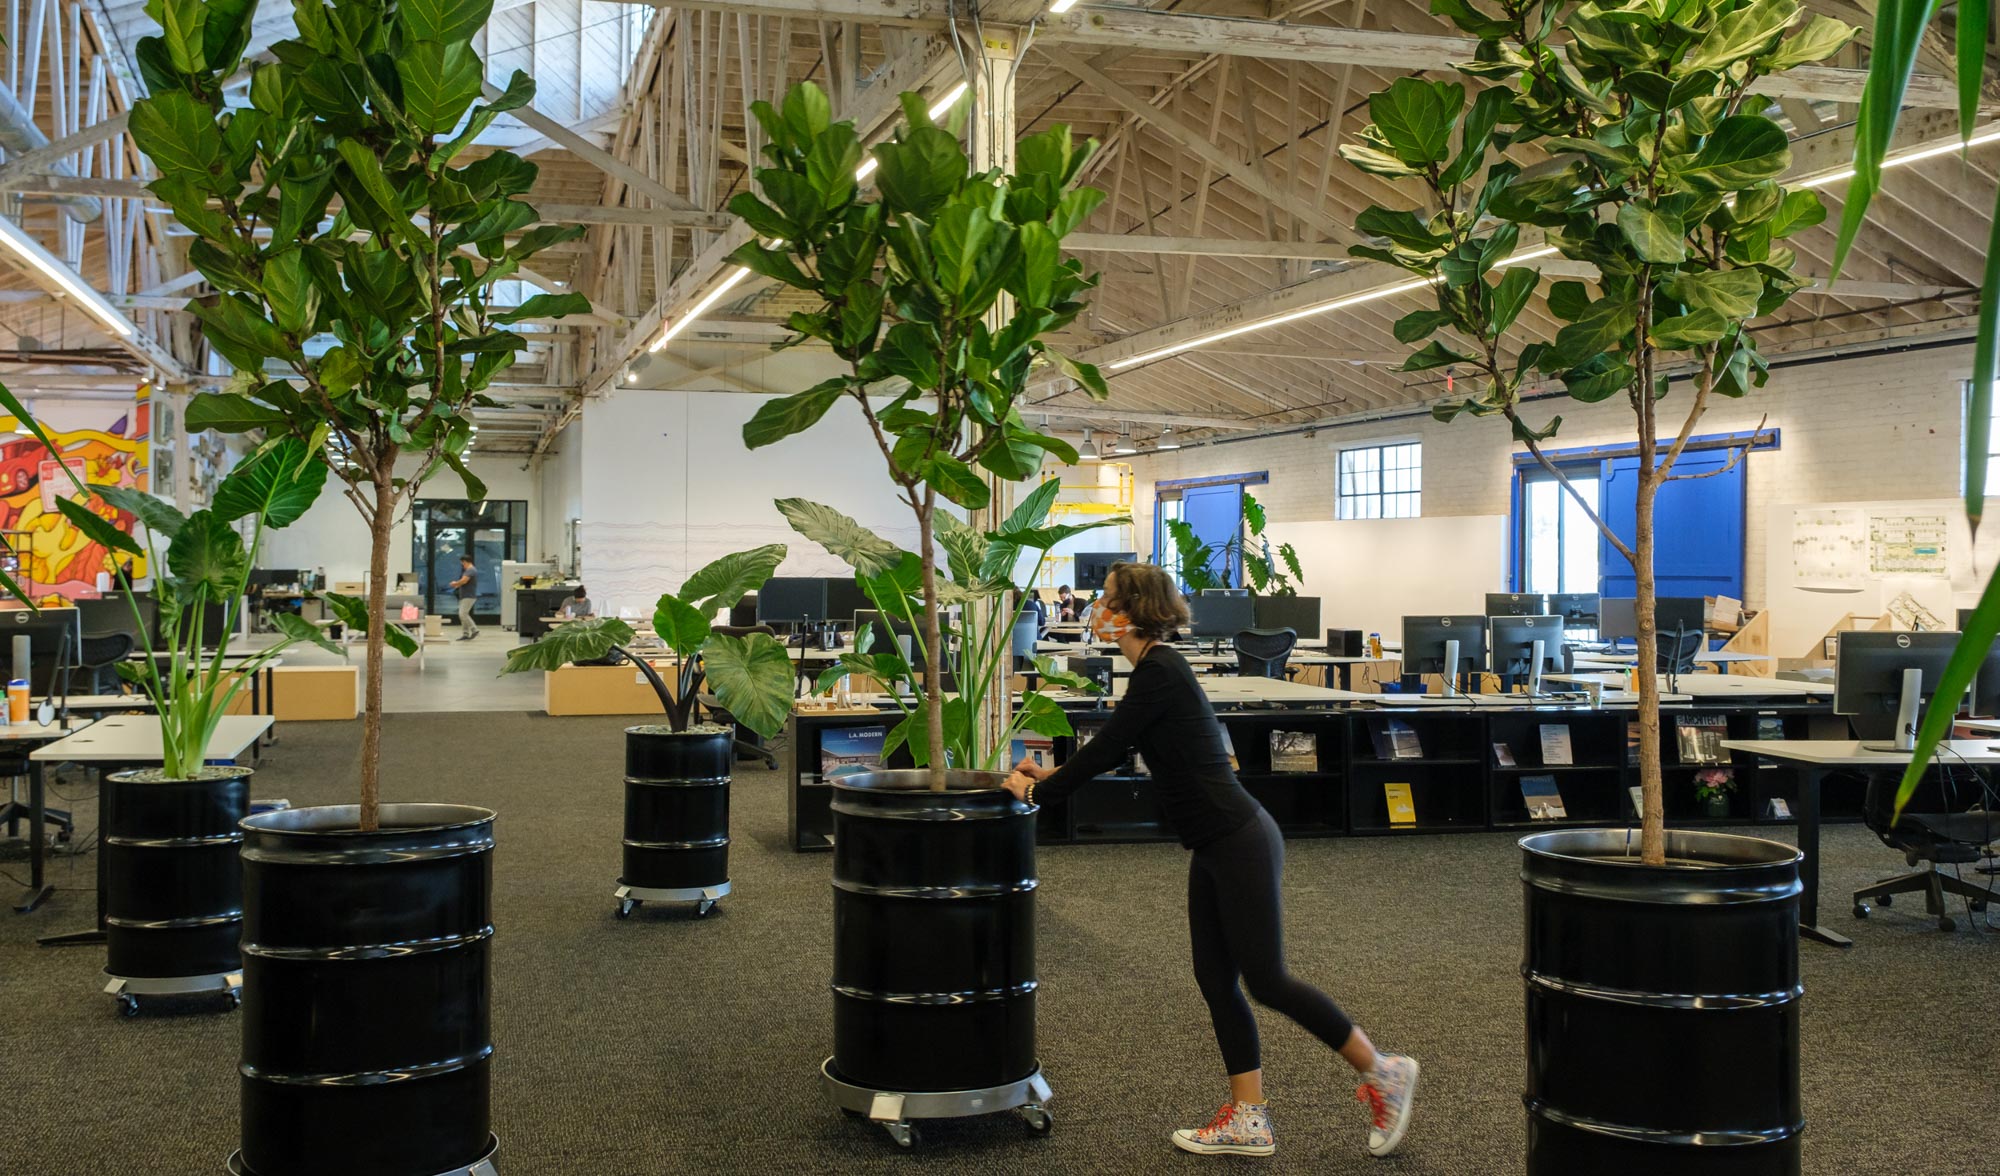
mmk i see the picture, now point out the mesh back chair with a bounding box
[1851,768,2000,931]
[76,631,135,696]
[1657,627,1705,674]
[1234,628,1298,679]
[0,745,69,842]
[701,625,782,768]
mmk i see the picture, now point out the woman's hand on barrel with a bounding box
[1012,758,1052,781]
[1001,771,1033,800]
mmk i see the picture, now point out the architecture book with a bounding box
[1521,775,1567,820]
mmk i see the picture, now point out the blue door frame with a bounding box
[1155,471,1268,590]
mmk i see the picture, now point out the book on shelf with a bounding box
[1009,735,1054,770]
[1676,715,1728,763]
[1368,717,1423,760]
[819,724,886,780]
[1271,730,1319,773]
[1520,775,1567,820]
[1219,726,1240,770]
[1767,797,1793,818]
[1755,716,1786,741]
[1383,782,1417,826]
[1132,752,1150,777]
[1492,741,1516,767]
[1625,721,1641,766]
[1539,724,1574,766]
[1628,785,1645,818]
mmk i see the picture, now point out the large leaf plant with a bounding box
[1341,0,1853,863]
[133,0,590,828]
[1163,492,1304,596]
[501,545,798,740]
[1,388,341,777]
[731,82,1116,788]
[1836,2,2000,816]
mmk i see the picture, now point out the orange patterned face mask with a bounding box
[1090,606,1132,643]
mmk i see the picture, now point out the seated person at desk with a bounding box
[1055,584,1079,622]
[562,586,593,619]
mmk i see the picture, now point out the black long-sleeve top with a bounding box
[1034,644,1262,849]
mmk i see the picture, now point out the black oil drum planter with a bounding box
[231,804,499,1176]
[819,770,1053,1149]
[615,725,731,919]
[1521,828,1803,1176]
[101,766,253,1015]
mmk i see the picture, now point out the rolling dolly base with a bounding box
[615,880,729,919]
[820,1057,1053,1149]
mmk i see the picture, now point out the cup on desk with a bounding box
[8,678,26,722]
[1586,680,1603,709]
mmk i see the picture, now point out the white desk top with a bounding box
[1954,717,2000,735]
[38,693,156,711]
[0,718,93,743]
[1717,737,2000,766]
[1546,671,1831,698]
[32,713,272,762]
[1573,651,1773,666]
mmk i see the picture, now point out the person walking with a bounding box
[1002,561,1418,1160]
[449,554,480,640]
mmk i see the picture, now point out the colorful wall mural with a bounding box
[1,386,153,602]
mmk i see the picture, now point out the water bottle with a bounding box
[1367,632,1383,658]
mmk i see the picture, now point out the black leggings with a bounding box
[1189,808,1355,1075]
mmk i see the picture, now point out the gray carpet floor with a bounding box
[2,711,1996,1175]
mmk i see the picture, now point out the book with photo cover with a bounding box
[1539,724,1574,766]
[820,724,886,780]
[1367,717,1424,760]
[1383,782,1417,826]
[1756,716,1786,741]
[1629,785,1645,818]
[1219,725,1240,770]
[1493,741,1517,767]
[1271,730,1319,773]
[1010,735,1054,771]
[1676,715,1728,763]
[1521,775,1567,820]
[1625,721,1641,766]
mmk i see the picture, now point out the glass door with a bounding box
[412,501,528,622]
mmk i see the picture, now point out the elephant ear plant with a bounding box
[1164,491,1303,596]
[133,0,591,828]
[1341,0,1853,863]
[0,395,339,774]
[502,544,799,740]
[731,82,1115,787]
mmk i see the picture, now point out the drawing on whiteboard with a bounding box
[1791,507,1867,589]
[1869,513,1948,577]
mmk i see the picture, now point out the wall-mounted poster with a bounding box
[0,394,152,601]
[1790,507,1866,589]
[1868,513,1948,578]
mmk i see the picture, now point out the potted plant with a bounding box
[729,82,1117,1142]
[1163,491,1303,595]
[501,545,797,918]
[0,399,339,1014]
[1693,767,1736,819]
[129,0,588,1170]
[1342,1,1852,1170]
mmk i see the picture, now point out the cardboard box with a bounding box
[544,661,678,716]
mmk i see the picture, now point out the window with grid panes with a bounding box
[1336,442,1422,519]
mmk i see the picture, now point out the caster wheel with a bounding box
[616,898,637,920]
[1971,900,1988,912]
[1939,915,1956,932]
[226,989,242,1010]
[1877,894,1892,906]
[1853,903,1870,919]
[695,899,715,918]
[1019,1104,1053,1135]
[117,994,139,1018]
[883,1121,916,1149]
[54,828,70,844]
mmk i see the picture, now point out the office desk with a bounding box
[1572,650,1774,675]
[29,714,272,941]
[4,719,97,913]
[1716,737,2000,949]
[1547,671,1830,699]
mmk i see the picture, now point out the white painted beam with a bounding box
[1065,232,1351,261]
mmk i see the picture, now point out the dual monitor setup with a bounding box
[1832,629,2000,751]
[1399,594,1706,696]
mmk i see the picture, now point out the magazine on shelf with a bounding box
[819,724,886,780]
[1755,716,1786,741]
[1625,721,1641,766]
[1676,715,1729,763]
[1493,741,1516,767]
[1010,735,1054,771]
[1219,726,1240,770]
[1383,782,1417,826]
[1629,785,1645,818]
[1767,797,1793,818]
[1520,775,1567,820]
[1539,724,1574,766]
[1271,730,1319,773]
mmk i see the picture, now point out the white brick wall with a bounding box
[1126,342,1972,609]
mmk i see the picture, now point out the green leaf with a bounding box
[1546,280,1592,322]
[924,454,991,510]
[1488,267,1538,334]
[1683,0,1799,73]
[190,294,293,371]
[501,616,635,674]
[1764,13,1857,71]
[1001,477,1062,534]
[1552,298,1637,365]
[398,40,486,134]
[166,510,247,598]
[1768,189,1826,238]
[270,610,345,658]
[1617,202,1686,263]
[1679,116,1791,189]
[1895,561,2000,820]
[56,496,143,557]
[336,140,423,247]
[402,0,494,44]
[95,485,187,541]
[774,498,907,576]
[1663,268,1765,318]
[1367,77,1462,166]
[261,248,319,336]
[1831,0,1934,278]
[700,632,796,739]
[1014,691,1076,739]
[1649,308,1731,349]
[652,593,712,657]
[323,591,422,658]
[1965,177,2000,529]
[678,543,787,617]
[212,437,327,528]
[742,378,850,448]
[151,0,209,73]
[1393,308,1455,344]
[1400,340,1475,372]
[130,90,225,185]
[493,292,591,324]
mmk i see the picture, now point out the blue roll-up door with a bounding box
[1180,482,1244,589]
[1599,448,1745,600]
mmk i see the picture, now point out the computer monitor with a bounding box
[0,605,83,694]
[1835,631,1965,749]
[824,577,871,625]
[756,577,827,625]
[1599,598,1638,641]
[1488,614,1566,695]
[1401,615,1488,686]
[1189,594,1256,639]
[1485,592,1546,617]
[1547,592,1601,630]
[1200,587,1249,597]
[1656,596,1706,637]
[77,592,159,647]
[1958,608,1977,631]
[853,609,913,663]
[728,595,757,628]
[1074,552,1135,591]
[177,599,238,650]
[1253,595,1321,635]
[249,568,302,589]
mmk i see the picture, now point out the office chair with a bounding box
[0,747,70,843]
[1657,627,1704,674]
[704,625,782,769]
[1234,628,1297,679]
[76,632,135,695]
[1851,768,2000,931]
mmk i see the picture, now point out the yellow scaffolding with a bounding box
[1034,464,1136,588]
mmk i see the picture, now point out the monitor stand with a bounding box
[1861,667,1925,753]
[1524,638,1546,700]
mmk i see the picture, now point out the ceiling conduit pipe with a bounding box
[0,85,100,223]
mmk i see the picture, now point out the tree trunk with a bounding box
[917,499,947,791]
[360,470,394,833]
[1634,462,1666,865]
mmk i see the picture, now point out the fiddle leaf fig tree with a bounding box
[502,544,798,738]
[1341,0,1852,864]
[134,0,590,830]
[732,82,1113,788]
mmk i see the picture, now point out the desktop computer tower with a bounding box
[1325,629,1365,656]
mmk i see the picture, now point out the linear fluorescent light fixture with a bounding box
[0,214,134,339]
[1796,122,2000,188]
[653,82,972,354]
[1048,0,1081,12]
